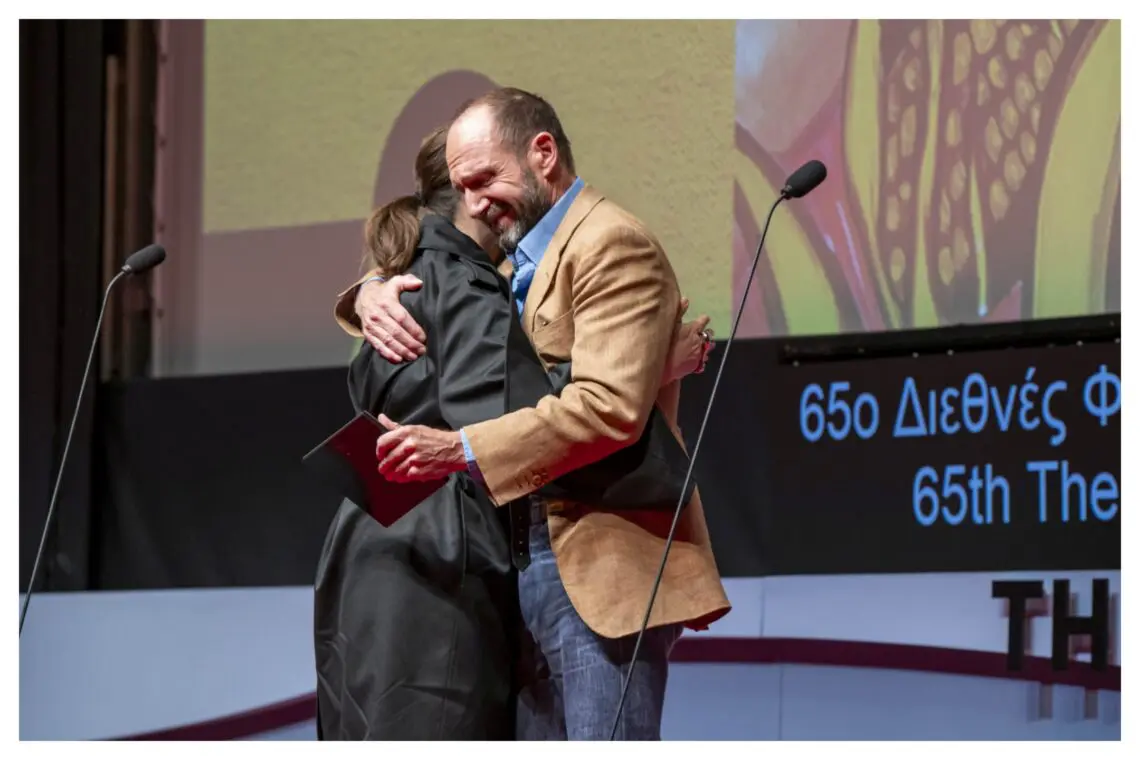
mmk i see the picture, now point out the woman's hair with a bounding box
[363,125,459,276]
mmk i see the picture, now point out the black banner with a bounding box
[87,317,1120,589]
[763,340,1120,575]
[93,368,353,589]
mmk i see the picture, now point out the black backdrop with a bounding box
[20,20,107,592]
[87,316,1120,590]
[92,368,353,588]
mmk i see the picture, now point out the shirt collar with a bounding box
[514,176,584,267]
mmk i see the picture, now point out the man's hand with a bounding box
[375,414,466,482]
[356,275,428,363]
[663,297,715,384]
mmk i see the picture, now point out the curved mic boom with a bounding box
[19,244,168,636]
[608,160,828,740]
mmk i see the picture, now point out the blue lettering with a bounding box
[941,464,968,525]
[939,387,961,435]
[989,384,1016,431]
[1060,460,1088,522]
[800,383,825,442]
[1028,460,1118,524]
[985,464,1011,525]
[1027,460,1059,523]
[1041,380,1067,446]
[852,392,880,440]
[1084,365,1121,426]
[801,382,881,442]
[913,466,939,526]
[1017,367,1040,432]
[961,373,989,433]
[1090,472,1120,521]
[914,464,1009,526]
[895,378,928,438]
[825,381,853,441]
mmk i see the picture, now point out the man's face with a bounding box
[447,108,555,254]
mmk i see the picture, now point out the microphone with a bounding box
[121,243,166,275]
[608,161,827,740]
[781,159,827,199]
[19,243,167,637]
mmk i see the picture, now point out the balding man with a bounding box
[349,88,729,741]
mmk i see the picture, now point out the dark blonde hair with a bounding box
[363,125,458,276]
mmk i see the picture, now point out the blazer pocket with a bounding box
[531,311,574,357]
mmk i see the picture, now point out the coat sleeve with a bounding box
[463,225,680,506]
[428,259,513,432]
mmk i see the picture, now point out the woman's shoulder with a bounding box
[410,245,505,295]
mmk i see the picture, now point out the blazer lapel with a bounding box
[522,184,605,335]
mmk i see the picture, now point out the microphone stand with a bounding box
[19,270,128,637]
[607,193,788,740]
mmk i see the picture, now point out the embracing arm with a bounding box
[374,260,513,483]
[463,226,680,506]
[333,270,382,336]
[333,270,427,362]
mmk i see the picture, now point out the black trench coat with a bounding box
[313,214,693,740]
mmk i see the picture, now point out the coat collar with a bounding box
[417,213,496,268]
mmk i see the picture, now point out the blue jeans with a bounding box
[515,501,682,741]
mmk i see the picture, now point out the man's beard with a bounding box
[495,169,554,255]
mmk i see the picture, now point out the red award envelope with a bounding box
[302,412,448,527]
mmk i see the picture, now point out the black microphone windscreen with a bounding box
[782,160,828,199]
[121,244,167,274]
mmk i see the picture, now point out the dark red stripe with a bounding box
[671,637,1121,691]
[119,693,316,741]
[114,636,1121,740]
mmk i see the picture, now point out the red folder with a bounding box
[302,411,448,527]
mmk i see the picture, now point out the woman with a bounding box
[314,125,521,741]
[313,126,708,740]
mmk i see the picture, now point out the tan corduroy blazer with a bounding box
[336,186,730,638]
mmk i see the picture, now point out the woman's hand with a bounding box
[356,275,428,362]
[664,298,715,384]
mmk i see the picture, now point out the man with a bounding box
[337,89,730,740]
